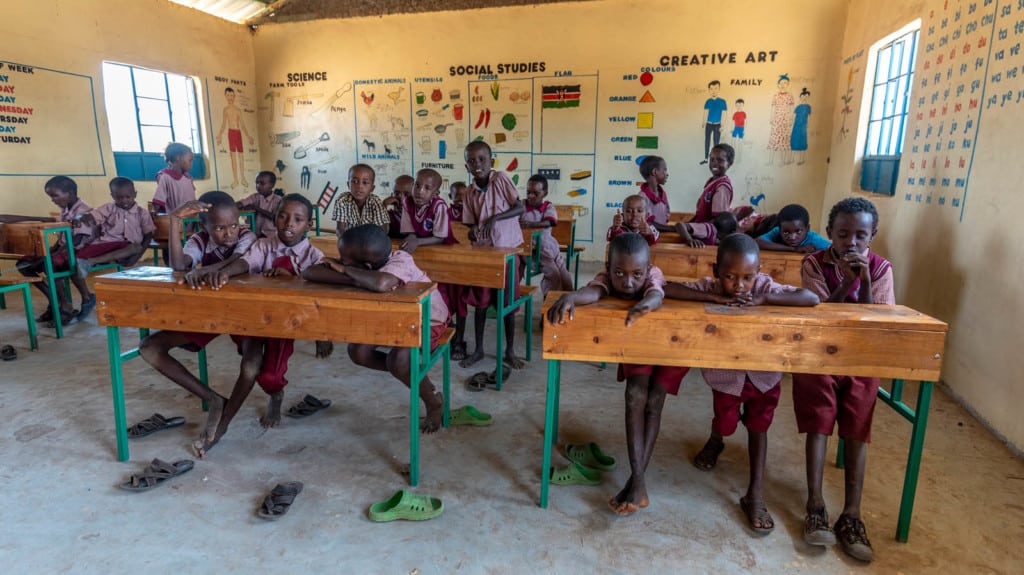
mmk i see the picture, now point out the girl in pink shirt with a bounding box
[152,143,197,214]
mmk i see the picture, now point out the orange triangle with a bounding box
[639,90,656,103]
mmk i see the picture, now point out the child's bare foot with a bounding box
[315,340,334,359]
[421,391,444,434]
[191,433,220,458]
[450,341,467,361]
[503,350,526,369]
[189,395,226,458]
[459,348,485,368]
[260,392,284,428]
[608,477,648,515]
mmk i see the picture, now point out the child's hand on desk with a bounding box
[546,294,577,325]
[170,201,211,220]
[468,226,478,243]
[726,292,766,307]
[478,217,495,238]
[321,257,346,274]
[181,268,206,289]
[796,244,817,254]
[264,266,294,277]
[400,236,420,254]
[625,301,656,326]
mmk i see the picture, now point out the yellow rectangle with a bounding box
[637,112,654,129]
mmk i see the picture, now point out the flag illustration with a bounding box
[541,85,581,108]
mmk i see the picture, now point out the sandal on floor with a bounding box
[35,307,54,323]
[803,506,837,546]
[450,341,467,361]
[77,294,97,321]
[1,345,16,362]
[740,496,775,535]
[693,437,725,471]
[449,405,493,426]
[46,309,78,329]
[564,442,617,471]
[119,458,194,492]
[466,363,514,391]
[257,481,304,521]
[834,514,874,562]
[285,394,332,418]
[368,489,444,522]
[550,461,602,485]
[127,413,186,439]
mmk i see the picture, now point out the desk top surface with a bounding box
[308,235,522,258]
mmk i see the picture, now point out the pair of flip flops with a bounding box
[258,481,304,520]
[466,364,512,391]
[550,442,617,486]
[368,489,444,522]
[448,405,493,426]
[127,413,186,439]
[1,345,16,361]
[119,458,194,491]
[285,394,331,418]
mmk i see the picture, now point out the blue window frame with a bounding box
[101,62,206,180]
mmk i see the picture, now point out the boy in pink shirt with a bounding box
[607,194,660,246]
[75,177,155,275]
[459,141,526,369]
[664,233,818,535]
[305,224,449,432]
[520,174,572,297]
[152,143,196,213]
[399,169,456,252]
[237,171,283,238]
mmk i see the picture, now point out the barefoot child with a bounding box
[792,197,893,562]
[520,174,573,296]
[303,224,449,432]
[193,194,325,448]
[546,232,676,515]
[756,203,830,253]
[663,234,818,534]
[152,143,196,214]
[16,176,97,325]
[693,143,735,224]
[75,177,155,284]
[385,174,414,238]
[238,171,283,238]
[332,164,389,238]
[399,169,456,254]
[139,191,260,457]
[607,194,660,246]
[459,140,526,370]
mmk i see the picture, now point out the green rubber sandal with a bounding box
[550,461,602,485]
[449,406,493,426]
[564,442,617,471]
[368,490,444,522]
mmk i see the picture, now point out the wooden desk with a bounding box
[95,266,449,485]
[651,242,805,285]
[538,294,948,543]
[309,237,535,388]
[0,222,77,339]
[553,206,582,288]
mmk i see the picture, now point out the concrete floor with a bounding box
[0,262,1022,574]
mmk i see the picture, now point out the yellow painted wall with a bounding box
[822,0,1024,449]
[0,0,255,214]
[252,0,846,250]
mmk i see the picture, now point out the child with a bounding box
[756,203,830,253]
[676,211,739,247]
[637,155,674,235]
[332,164,389,238]
[152,143,196,214]
[139,191,260,457]
[694,143,735,223]
[75,177,155,280]
[546,232,675,516]
[663,234,818,534]
[448,181,467,222]
[238,171,283,238]
[193,194,325,451]
[385,174,414,239]
[607,194,660,246]
[399,169,456,253]
[520,174,573,296]
[303,224,449,432]
[460,140,526,369]
[16,176,96,325]
[792,197,893,563]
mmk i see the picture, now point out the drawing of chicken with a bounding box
[360,91,375,106]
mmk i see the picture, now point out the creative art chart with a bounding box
[0,60,105,176]
[902,0,1024,219]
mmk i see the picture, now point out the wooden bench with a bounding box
[649,243,805,285]
[538,293,948,543]
[553,205,583,288]
[95,266,452,486]
[0,221,79,339]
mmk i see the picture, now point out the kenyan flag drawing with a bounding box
[541,85,581,108]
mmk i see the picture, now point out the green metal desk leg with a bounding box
[198,347,210,411]
[442,342,451,428]
[20,284,37,350]
[409,344,421,487]
[524,292,533,362]
[495,285,506,391]
[540,359,561,508]
[896,380,933,542]
[107,326,130,461]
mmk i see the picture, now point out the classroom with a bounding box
[1,0,1022,573]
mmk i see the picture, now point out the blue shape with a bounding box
[750,193,766,206]
[634,155,649,166]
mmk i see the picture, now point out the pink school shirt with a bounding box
[587,265,667,298]
[400,197,451,241]
[380,250,450,327]
[801,249,895,305]
[239,192,283,238]
[89,202,156,245]
[521,201,560,262]
[241,235,324,274]
[640,182,671,225]
[680,273,798,396]
[61,198,92,223]
[462,171,522,248]
[183,227,257,269]
[153,169,196,212]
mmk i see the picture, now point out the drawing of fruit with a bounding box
[501,113,517,131]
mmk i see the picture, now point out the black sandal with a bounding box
[285,394,331,418]
[119,458,194,492]
[450,341,467,361]
[257,482,304,520]
[127,413,186,438]
[693,436,725,471]
[1,345,16,362]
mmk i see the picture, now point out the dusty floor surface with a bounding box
[0,262,1021,574]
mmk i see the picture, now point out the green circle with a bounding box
[501,113,517,131]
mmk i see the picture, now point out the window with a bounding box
[860,25,919,195]
[101,62,206,180]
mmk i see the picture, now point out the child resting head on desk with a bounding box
[755,203,831,254]
[547,232,679,516]
[303,224,450,433]
[662,233,818,535]
[399,168,456,254]
[139,190,260,457]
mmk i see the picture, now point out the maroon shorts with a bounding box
[617,364,690,395]
[791,373,879,442]
[459,257,526,315]
[427,322,446,352]
[711,380,782,436]
[181,332,294,395]
[74,241,131,263]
